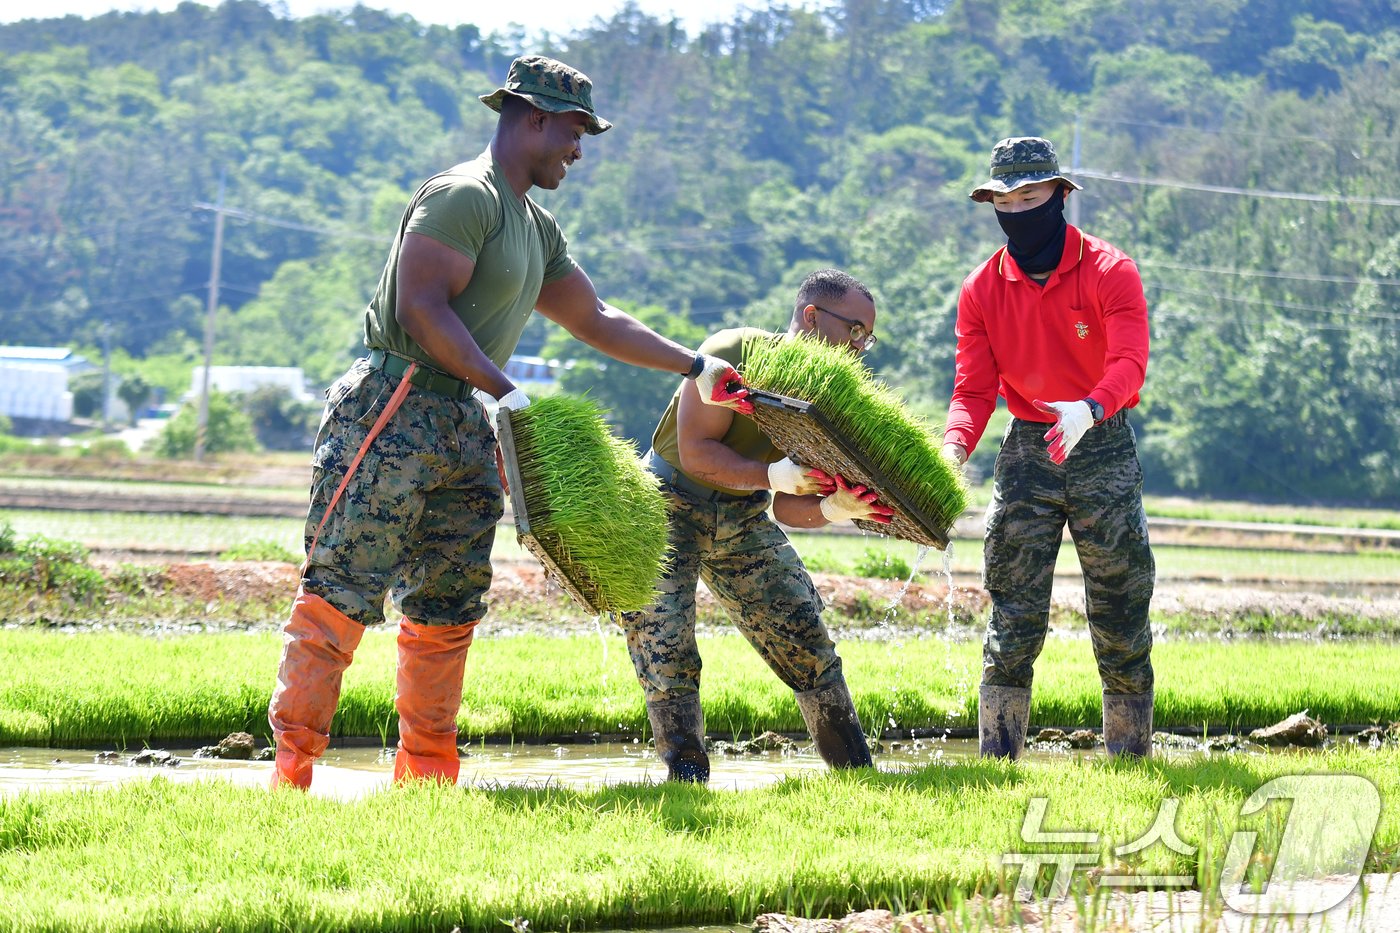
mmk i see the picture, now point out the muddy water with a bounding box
[0,738,1219,802]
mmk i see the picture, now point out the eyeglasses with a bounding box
[812,305,878,351]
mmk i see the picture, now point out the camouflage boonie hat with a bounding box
[479,55,612,135]
[969,136,1083,202]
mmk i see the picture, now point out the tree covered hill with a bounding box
[1,0,1398,501]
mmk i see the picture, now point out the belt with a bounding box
[645,449,749,502]
[367,349,474,401]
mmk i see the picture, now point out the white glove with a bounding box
[818,474,895,525]
[496,388,531,412]
[766,457,829,496]
[1032,398,1093,465]
[689,354,753,414]
[940,443,967,468]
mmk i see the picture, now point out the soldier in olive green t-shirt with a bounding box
[267,55,751,792]
[621,269,897,784]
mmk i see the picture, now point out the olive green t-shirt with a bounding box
[362,153,578,369]
[651,327,783,497]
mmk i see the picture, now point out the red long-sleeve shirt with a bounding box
[943,225,1149,454]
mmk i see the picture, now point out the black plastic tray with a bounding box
[496,408,608,614]
[745,389,952,549]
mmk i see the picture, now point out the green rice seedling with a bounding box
[501,394,669,613]
[741,332,968,544]
[1,750,1397,931]
[6,630,1400,746]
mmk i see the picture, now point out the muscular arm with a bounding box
[535,267,695,376]
[393,232,515,399]
[675,378,830,528]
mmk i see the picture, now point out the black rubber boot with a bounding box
[1103,690,1154,759]
[794,680,874,769]
[979,684,1031,759]
[646,694,710,783]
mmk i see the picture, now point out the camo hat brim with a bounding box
[479,55,612,136]
[969,135,1082,202]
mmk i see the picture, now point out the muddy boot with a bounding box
[267,589,366,790]
[393,618,477,784]
[646,694,709,783]
[979,684,1031,760]
[1103,690,1154,759]
[795,680,874,769]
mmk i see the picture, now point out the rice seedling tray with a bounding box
[746,389,952,549]
[496,408,608,614]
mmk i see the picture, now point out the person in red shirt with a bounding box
[941,136,1156,760]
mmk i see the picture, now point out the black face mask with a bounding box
[996,190,1066,275]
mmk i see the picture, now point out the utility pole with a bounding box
[100,320,112,430]
[194,171,226,462]
[1070,114,1082,228]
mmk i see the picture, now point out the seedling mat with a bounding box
[496,407,608,614]
[746,389,952,549]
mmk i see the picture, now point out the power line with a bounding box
[1138,258,1400,288]
[1083,115,1400,146]
[1075,168,1400,207]
[1145,281,1400,323]
[192,201,388,243]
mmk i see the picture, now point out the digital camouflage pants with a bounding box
[300,359,501,628]
[619,486,844,703]
[982,412,1155,695]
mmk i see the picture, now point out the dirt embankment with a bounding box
[129,559,1400,638]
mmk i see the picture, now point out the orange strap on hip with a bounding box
[303,362,418,573]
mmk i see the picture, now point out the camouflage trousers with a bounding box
[982,412,1155,694]
[618,486,844,704]
[300,359,502,628]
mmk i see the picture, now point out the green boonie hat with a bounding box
[479,54,612,136]
[969,136,1083,202]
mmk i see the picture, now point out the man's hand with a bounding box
[767,457,835,496]
[940,443,967,468]
[689,354,753,415]
[817,473,896,525]
[1033,398,1093,464]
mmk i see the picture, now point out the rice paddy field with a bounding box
[3,461,1400,931]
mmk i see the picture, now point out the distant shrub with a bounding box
[108,563,164,597]
[218,539,299,563]
[0,529,106,602]
[852,547,913,581]
[148,391,259,458]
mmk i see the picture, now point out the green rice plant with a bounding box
[0,749,1397,932]
[4,630,1399,747]
[506,394,669,613]
[741,332,968,537]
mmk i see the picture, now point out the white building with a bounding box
[0,347,84,422]
[189,365,314,403]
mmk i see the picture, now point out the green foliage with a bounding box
[2,0,1400,503]
[505,394,669,613]
[67,370,105,419]
[147,391,260,459]
[114,372,150,424]
[0,522,105,603]
[852,547,913,581]
[218,539,299,563]
[543,302,706,445]
[238,384,320,452]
